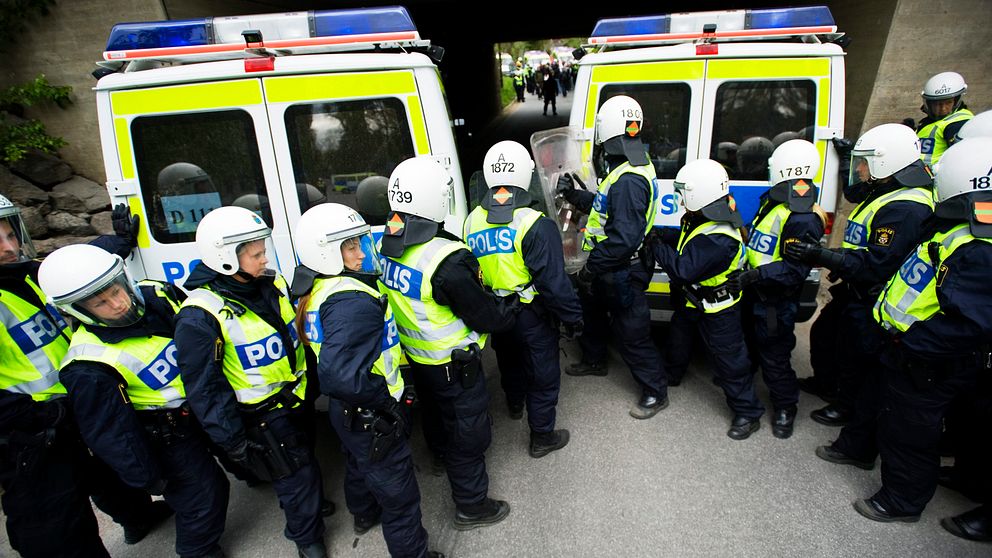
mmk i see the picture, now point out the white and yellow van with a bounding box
[533,5,846,321]
[94,7,466,286]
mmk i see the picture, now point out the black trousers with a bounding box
[667,304,764,419]
[329,399,428,558]
[742,296,800,410]
[873,358,981,515]
[492,303,562,433]
[411,359,492,508]
[578,267,667,398]
[2,430,157,558]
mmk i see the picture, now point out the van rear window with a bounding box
[131,110,269,245]
[284,98,416,225]
[711,80,816,181]
[599,83,691,180]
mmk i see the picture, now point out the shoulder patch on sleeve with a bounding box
[872,226,895,247]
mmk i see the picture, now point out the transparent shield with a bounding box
[530,126,595,274]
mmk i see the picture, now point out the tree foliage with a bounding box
[0,1,71,165]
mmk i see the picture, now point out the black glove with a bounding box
[783,238,845,270]
[111,203,140,248]
[901,118,917,130]
[573,265,594,297]
[638,230,659,273]
[658,227,680,246]
[725,268,761,295]
[831,137,853,158]
[555,173,576,196]
[562,318,584,340]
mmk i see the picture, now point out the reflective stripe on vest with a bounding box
[678,221,746,313]
[746,201,791,269]
[304,276,404,401]
[181,275,306,405]
[0,276,69,401]
[918,108,974,166]
[62,282,185,410]
[583,161,660,251]
[842,187,934,249]
[463,205,542,303]
[381,238,487,365]
[873,224,992,332]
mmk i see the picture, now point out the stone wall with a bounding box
[1,151,114,255]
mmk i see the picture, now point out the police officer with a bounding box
[1,198,172,557]
[292,203,444,558]
[731,140,826,439]
[785,123,934,467]
[464,141,582,457]
[916,71,973,167]
[379,156,516,530]
[645,159,763,439]
[174,206,327,558]
[513,61,525,102]
[556,94,669,420]
[39,244,229,558]
[849,137,992,524]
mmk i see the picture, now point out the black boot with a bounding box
[354,509,382,535]
[942,505,992,542]
[566,360,608,377]
[123,500,174,544]
[297,541,327,558]
[453,498,511,530]
[772,407,797,439]
[529,429,570,458]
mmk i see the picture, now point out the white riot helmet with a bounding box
[0,194,37,264]
[921,72,967,118]
[850,123,931,187]
[956,110,992,141]
[933,138,992,237]
[769,139,821,184]
[194,206,271,275]
[675,159,730,211]
[768,139,821,212]
[381,156,453,257]
[595,95,650,166]
[295,203,380,276]
[483,140,535,191]
[387,156,452,222]
[39,244,145,328]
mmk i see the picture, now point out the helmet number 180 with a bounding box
[621,108,642,119]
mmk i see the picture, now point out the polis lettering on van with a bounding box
[659,193,680,216]
[381,259,423,299]
[162,259,202,284]
[138,342,180,389]
[466,227,515,257]
[236,331,286,369]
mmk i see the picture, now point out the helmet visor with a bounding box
[62,267,145,328]
[0,213,37,264]
[341,232,382,276]
[849,153,875,186]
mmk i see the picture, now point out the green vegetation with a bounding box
[500,75,516,108]
[0,0,72,164]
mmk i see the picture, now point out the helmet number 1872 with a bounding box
[490,162,515,173]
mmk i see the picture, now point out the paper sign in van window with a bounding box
[160,193,221,235]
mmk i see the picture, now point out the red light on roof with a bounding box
[244,56,275,72]
[696,43,718,55]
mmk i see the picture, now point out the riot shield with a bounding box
[530,126,595,274]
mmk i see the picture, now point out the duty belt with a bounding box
[237,376,304,416]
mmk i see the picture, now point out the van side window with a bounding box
[131,110,269,245]
[599,83,691,179]
[284,98,416,225]
[711,80,816,181]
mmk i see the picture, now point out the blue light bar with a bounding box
[105,6,418,54]
[592,15,669,38]
[749,6,834,29]
[106,19,209,52]
[312,6,416,36]
[590,5,834,39]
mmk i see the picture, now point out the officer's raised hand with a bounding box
[726,268,760,296]
[783,234,845,270]
[111,203,141,248]
[555,172,586,205]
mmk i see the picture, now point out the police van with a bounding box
[532,5,846,321]
[93,6,466,286]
